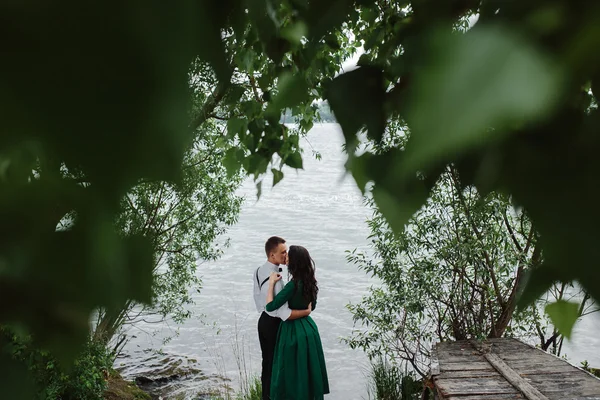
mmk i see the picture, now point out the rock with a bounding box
[104,370,151,400]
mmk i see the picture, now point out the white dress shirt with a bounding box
[253,261,292,321]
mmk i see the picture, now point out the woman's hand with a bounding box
[269,272,282,283]
[266,272,281,304]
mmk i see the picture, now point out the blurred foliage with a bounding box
[3,328,112,400]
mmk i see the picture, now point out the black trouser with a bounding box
[258,312,281,400]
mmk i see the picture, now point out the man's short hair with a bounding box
[265,236,286,257]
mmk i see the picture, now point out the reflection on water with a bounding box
[118,123,600,399]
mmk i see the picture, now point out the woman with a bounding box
[266,245,329,400]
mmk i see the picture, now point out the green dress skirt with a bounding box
[265,280,329,400]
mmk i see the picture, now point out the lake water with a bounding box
[117,123,600,399]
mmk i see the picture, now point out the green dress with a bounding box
[265,280,329,400]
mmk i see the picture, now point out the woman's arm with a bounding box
[266,274,312,318]
[266,274,295,312]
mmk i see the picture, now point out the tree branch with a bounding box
[448,165,505,309]
[207,113,229,121]
[188,78,232,132]
[503,210,523,254]
[248,74,264,104]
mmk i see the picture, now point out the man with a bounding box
[253,236,311,400]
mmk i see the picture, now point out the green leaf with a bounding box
[241,100,263,117]
[324,34,341,50]
[304,0,354,40]
[404,25,563,172]
[227,117,247,139]
[325,66,386,148]
[267,72,310,114]
[284,152,303,169]
[247,153,269,177]
[257,74,272,91]
[241,48,257,75]
[545,300,580,339]
[516,264,563,311]
[371,178,432,234]
[256,180,263,200]
[195,0,234,83]
[360,7,379,24]
[224,84,246,104]
[223,147,241,177]
[346,153,372,193]
[347,148,444,233]
[247,0,283,62]
[272,168,284,187]
[281,21,308,45]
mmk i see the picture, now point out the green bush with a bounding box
[4,329,112,400]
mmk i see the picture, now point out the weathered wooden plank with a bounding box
[565,398,600,400]
[483,352,550,400]
[503,359,576,377]
[440,361,495,372]
[514,363,582,375]
[446,394,524,400]
[435,349,486,363]
[499,351,548,362]
[436,369,502,379]
[519,366,585,375]
[434,376,520,397]
[534,385,600,400]
[523,371,600,398]
[505,357,569,367]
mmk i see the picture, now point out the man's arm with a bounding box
[288,303,312,320]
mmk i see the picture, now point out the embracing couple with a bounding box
[253,236,330,400]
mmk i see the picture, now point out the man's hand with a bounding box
[288,302,313,320]
[305,302,312,316]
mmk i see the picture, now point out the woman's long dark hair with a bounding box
[287,245,318,304]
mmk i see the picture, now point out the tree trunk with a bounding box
[489,243,541,337]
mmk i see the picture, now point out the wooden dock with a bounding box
[429,338,600,399]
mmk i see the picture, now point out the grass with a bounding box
[201,311,262,400]
[581,360,600,378]
[366,357,422,400]
[208,376,261,400]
